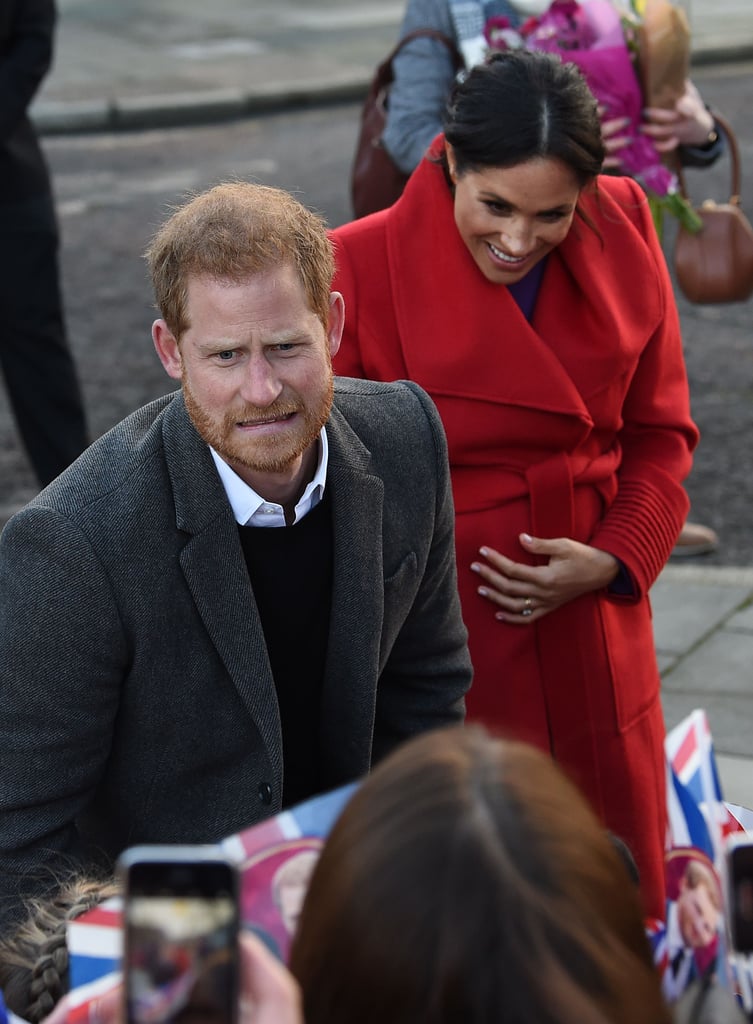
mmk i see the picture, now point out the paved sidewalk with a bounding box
[32,0,753,134]
[653,566,753,807]
[32,0,406,134]
[23,0,753,805]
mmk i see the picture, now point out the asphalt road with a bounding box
[3,69,753,566]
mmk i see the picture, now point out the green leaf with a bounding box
[647,194,665,241]
[667,193,704,234]
[646,191,704,236]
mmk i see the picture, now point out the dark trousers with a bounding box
[0,193,88,487]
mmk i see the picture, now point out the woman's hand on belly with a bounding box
[470,533,620,624]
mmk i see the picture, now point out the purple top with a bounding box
[507,258,547,321]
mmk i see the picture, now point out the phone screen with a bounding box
[123,860,239,1024]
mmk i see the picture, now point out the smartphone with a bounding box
[118,845,240,1024]
[727,834,753,953]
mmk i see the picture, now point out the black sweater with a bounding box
[237,492,333,807]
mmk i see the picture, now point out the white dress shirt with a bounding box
[209,428,328,527]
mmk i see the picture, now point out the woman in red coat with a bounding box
[331,50,698,918]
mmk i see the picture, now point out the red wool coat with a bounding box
[331,140,699,918]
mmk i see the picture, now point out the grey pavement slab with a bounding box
[653,567,753,805]
[655,570,753,710]
[662,630,753,696]
[691,2,753,59]
[33,0,405,130]
[652,566,753,656]
[727,603,753,633]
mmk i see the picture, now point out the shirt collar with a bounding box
[210,427,328,526]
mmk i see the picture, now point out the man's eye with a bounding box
[217,350,236,361]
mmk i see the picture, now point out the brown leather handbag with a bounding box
[674,113,753,305]
[350,29,463,220]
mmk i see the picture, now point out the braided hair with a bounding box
[0,877,120,1022]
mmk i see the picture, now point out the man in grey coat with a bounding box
[0,182,471,927]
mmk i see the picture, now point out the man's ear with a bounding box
[327,292,345,360]
[152,320,183,380]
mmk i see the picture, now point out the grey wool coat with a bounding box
[0,378,471,925]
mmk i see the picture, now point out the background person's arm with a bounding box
[604,79,724,172]
[381,0,458,175]
[42,931,304,1024]
[642,79,723,168]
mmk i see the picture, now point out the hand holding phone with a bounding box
[118,846,240,1024]
[43,924,302,1024]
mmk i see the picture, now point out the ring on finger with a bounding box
[521,597,534,617]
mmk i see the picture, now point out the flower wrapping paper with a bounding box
[521,0,676,195]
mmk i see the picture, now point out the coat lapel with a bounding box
[161,393,388,785]
[161,395,282,775]
[385,143,663,418]
[532,181,665,398]
[386,151,591,421]
[318,403,385,783]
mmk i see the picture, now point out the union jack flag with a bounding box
[665,709,744,862]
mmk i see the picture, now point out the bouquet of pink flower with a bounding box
[485,0,702,234]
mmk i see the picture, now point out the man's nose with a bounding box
[239,353,283,407]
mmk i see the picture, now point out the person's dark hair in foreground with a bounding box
[289,725,672,1024]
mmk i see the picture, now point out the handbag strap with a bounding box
[376,28,465,90]
[677,112,742,208]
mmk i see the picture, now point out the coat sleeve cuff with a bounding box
[590,474,689,599]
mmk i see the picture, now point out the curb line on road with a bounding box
[31,47,753,137]
[33,77,371,136]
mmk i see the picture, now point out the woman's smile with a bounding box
[447,148,582,285]
[486,241,531,266]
